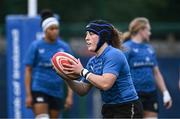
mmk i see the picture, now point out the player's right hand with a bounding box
[26,95,33,108]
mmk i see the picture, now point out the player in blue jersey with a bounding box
[123,17,172,118]
[24,10,73,119]
[60,20,143,118]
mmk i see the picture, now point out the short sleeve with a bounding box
[123,43,131,61]
[123,47,131,61]
[152,49,158,67]
[103,52,124,77]
[147,45,158,67]
[24,42,37,66]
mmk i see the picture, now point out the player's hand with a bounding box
[163,90,172,109]
[25,94,33,108]
[63,58,83,75]
[64,96,73,110]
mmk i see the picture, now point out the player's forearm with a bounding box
[25,67,32,96]
[156,75,167,92]
[25,79,32,96]
[81,69,116,91]
[67,86,73,98]
[154,67,172,107]
[87,74,109,90]
[154,67,167,93]
[65,79,91,96]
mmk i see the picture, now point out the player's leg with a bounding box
[32,91,50,119]
[49,96,64,118]
[33,103,49,119]
[138,91,158,118]
[49,109,60,118]
[144,111,157,118]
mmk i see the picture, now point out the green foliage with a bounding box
[1,0,180,36]
[36,0,180,22]
[1,0,180,23]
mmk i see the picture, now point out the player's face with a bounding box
[45,25,59,41]
[140,23,151,41]
[85,31,99,52]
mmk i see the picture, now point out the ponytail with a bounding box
[122,31,131,42]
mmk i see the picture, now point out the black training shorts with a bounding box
[138,91,158,113]
[101,99,143,118]
[32,91,64,110]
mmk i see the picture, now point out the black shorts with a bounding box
[32,91,64,110]
[101,99,143,118]
[138,91,158,113]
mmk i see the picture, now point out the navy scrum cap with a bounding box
[86,20,113,52]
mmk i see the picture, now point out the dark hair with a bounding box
[40,9,54,25]
[86,20,123,50]
[110,26,123,49]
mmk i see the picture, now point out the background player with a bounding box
[24,9,73,118]
[123,17,172,118]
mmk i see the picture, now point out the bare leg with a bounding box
[143,111,157,119]
[33,103,49,117]
[49,109,60,119]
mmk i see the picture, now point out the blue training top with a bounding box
[123,40,158,92]
[24,38,72,98]
[82,46,138,104]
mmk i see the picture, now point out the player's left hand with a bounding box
[163,90,172,109]
[63,58,83,75]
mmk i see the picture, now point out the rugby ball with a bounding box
[51,52,80,80]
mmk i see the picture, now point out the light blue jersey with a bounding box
[123,40,158,92]
[24,38,72,98]
[82,46,138,104]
